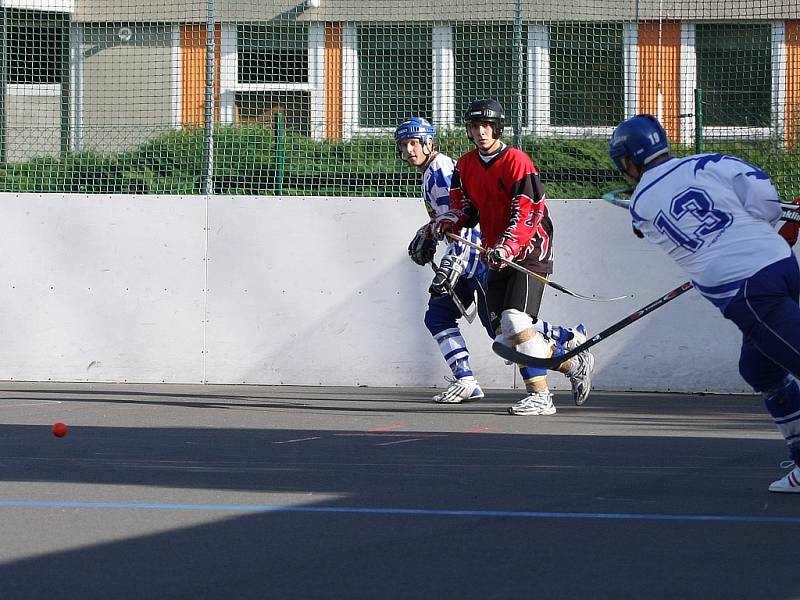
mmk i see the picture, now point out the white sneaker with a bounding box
[433,376,484,404]
[768,462,800,493]
[507,390,556,416]
[564,324,594,406]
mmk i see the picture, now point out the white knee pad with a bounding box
[500,309,533,336]
[500,309,553,359]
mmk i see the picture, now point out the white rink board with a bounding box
[0,194,206,383]
[0,193,773,392]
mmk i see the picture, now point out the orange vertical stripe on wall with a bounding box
[787,21,800,149]
[325,23,343,141]
[180,24,221,126]
[637,21,681,142]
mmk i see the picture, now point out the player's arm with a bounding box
[409,162,459,265]
[487,162,545,268]
[434,167,478,238]
[503,172,546,253]
[486,171,546,269]
[730,161,783,226]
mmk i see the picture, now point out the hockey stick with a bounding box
[492,280,694,369]
[446,232,629,302]
[429,262,477,323]
[602,189,800,223]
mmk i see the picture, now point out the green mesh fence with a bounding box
[1,1,799,199]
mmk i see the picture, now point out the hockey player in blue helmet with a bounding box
[395,116,489,403]
[609,113,800,493]
[396,116,590,411]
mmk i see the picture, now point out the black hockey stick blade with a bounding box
[492,280,695,369]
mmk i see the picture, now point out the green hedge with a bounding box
[1,125,798,200]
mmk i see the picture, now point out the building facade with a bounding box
[2,0,800,161]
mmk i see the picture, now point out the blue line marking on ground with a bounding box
[0,499,798,524]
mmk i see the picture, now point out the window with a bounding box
[236,91,310,135]
[342,21,631,138]
[548,23,624,127]
[695,24,771,128]
[237,23,308,84]
[7,10,68,85]
[453,23,527,129]
[229,23,314,134]
[357,24,432,128]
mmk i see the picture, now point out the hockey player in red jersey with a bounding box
[435,98,594,415]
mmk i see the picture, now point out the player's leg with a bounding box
[491,267,594,407]
[739,344,800,493]
[488,269,556,416]
[467,264,496,339]
[424,291,484,404]
[726,256,800,491]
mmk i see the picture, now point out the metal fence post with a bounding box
[202,0,216,195]
[513,0,523,148]
[694,87,704,154]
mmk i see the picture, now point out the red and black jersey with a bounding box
[449,146,553,273]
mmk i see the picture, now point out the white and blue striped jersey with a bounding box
[629,153,791,310]
[423,152,483,278]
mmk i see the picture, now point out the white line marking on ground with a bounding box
[0,400,63,408]
[375,438,424,446]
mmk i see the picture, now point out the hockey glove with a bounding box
[429,255,466,297]
[485,244,513,270]
[778,197,800,247]
[433,212,460,241]
[408,227,437,266]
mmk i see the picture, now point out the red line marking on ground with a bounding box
[368,423,407,433]
[334,432,446,438]
[462,425,498,434]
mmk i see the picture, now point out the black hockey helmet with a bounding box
[463,98,505,137]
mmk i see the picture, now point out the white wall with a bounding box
[0,193,764,392]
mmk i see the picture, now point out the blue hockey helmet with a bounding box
[463,98,505,137]
[608,114,669,173]
[394,117,436,145]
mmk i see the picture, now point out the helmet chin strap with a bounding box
[419,149,437,170]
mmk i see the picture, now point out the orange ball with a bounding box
[52,422,68,438]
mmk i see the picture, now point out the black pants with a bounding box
[486,267,546,332]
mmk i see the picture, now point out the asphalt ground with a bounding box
[0,382,798,600]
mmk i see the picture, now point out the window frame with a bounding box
[344,20,635,140]
[530,22,637,137]
[343,22,442,139]
[219,19,788,145]
[220,22,323,139]
[680,21,785,144]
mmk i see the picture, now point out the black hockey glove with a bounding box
[429,255,466,297]
[408,228,437,266]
